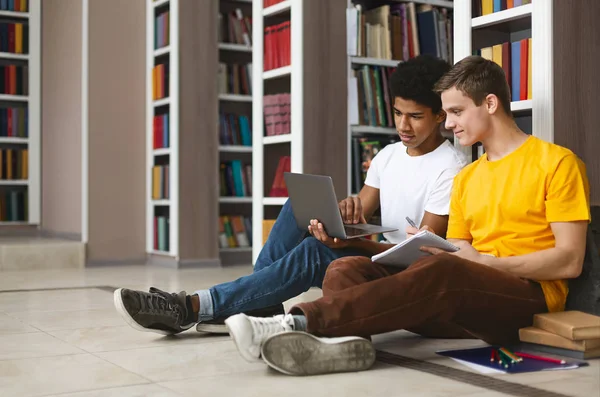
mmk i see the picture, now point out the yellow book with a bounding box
[492,44,503,67]
[152,166,160,199]
[527,38,532,100]
[481,47,493,61]
[21,149,27,179]
[6,149,12,180]
[21,0,28,12]
[15,24,22,54]
[482,0,494,15]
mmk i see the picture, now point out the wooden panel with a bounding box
[552,0,600,205]
[177,0,219,260]
[302,0,348,200]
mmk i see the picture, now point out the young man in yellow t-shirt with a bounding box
[224,56,591,376]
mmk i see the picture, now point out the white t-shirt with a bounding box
[364,140,468,243]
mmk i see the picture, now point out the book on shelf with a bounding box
[347,3,453,64]
[351,135,398,194]
[0,106,27,137]
[0,0,28,12]
[0,188,27,221]
[263,0,285,7]
[220,160,252,197]
[218,215,252,249]
[153,215,169,252]
[219,111,251,146]
[153,113,169,149]
[475,0,531,18]
[218,63,252,95]
[263,93,290,136]
[218,9,252,46]
[154,9,169,49]
[477,38,532,102]
[264,21,290,71]
[152,63,169,100]
[269,155,290,198]
[350,65,395,128]
[0,22,29,54]
[0,64,28,95]
[152,164,169,200]
[0,147,27,180]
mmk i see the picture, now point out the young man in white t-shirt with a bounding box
[112,55,467,338]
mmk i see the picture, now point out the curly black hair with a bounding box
[390,55,451,114]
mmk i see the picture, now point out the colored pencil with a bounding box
[515,352,566,364]
[490,349,496,362]
[499,347,522,362]
[498,348,516,364]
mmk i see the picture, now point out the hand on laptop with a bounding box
[338,196,367,225]
[308,219,350,249]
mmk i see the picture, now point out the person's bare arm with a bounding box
[338,185,380,224]
[405,212,450,240]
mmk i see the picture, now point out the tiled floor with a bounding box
[0,265,598,397]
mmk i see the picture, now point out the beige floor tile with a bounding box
[532,374,600,397]
[0,354,148,397]
[0,332,84,360]
[44,384,182,397]
[95,339,263,382]
[0,289,114,313]
[0,312,38,334]
[49,325,228,353]
[160,362,490,397]
[8,308,125,331]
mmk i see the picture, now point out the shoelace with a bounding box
[140,292,183,324]
[252,315,294,343]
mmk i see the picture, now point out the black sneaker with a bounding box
[196,303,285,334]
[113,287,196,335]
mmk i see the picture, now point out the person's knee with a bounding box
[323,256,370,288]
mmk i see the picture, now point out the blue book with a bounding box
[8,0,13,12]
[494,0,502,12]
[239,115,252,146]
[0,0,7,11]
[163,114,169,147]
[231,160,245,197]
[511,41,521,102]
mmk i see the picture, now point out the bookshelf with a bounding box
[251,0,348,263]
[453,0,599,204]
[346,0,454,195]
[0,0,40,225]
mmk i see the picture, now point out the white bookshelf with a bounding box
[0,0,40,225]
[453,0,546,162]
[146,0,178,256]
[218,93,252,102]
[218,42,252,52]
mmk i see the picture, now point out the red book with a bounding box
[8,24,15,53]
[502,42,511,87]
[519,38,528,101]
[10,65,16,95]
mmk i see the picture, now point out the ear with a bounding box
[435,109,447,124]
[485,94,499,115]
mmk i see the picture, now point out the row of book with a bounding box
[0,106,28,137]
[264,93,290,136]
[219,112,251,146]
[474,0,531,17]
[218,63,252,96]
[154,10,169,49]
[351,136,399,194]
[0,23,28,54]
[478,38,532,102]
[218,9,252,46]
[152,63,169,100]
[152,113,169,150]
[349,65,395,128]
[153,215,169,252]
[218,215,252,249]
[0,189,27,222]
[347,3,453,64]
[0,148,27,181]
[264,21,290,71]
[0,65,28,96]
[0,0,27,12]
[220,160,252,197]
[269,155,290,197]
[263,0,285,7]
[152,164,169,200]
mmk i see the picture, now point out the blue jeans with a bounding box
[195,200,370,321]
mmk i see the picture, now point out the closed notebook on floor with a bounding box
[371,230,458,267]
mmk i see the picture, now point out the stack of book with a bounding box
[351,65,395,128]
[218,215,252,249]
[519,311,600,359]
[0,22,29,54]
[219,112,251,146]
[263,21,290,71]
[218,63,252,95]
[263,93,290,136]
[220,160,252,197]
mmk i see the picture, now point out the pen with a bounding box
[405,217,417,228]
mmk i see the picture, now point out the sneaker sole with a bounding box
[196,322,228,334]
[113,288,183,336]
[261,332,376,376]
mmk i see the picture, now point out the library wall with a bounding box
[41,0,82,237]
[87,0,146,262]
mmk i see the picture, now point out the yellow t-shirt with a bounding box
[447,136,591,313]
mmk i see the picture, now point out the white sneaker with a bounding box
[260,331,376,376]
[225,313,295,362]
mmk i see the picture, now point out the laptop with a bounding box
[283,172,398,239]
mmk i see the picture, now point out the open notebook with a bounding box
[371,230,459,267]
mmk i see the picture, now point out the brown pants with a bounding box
[290,253,548,345]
